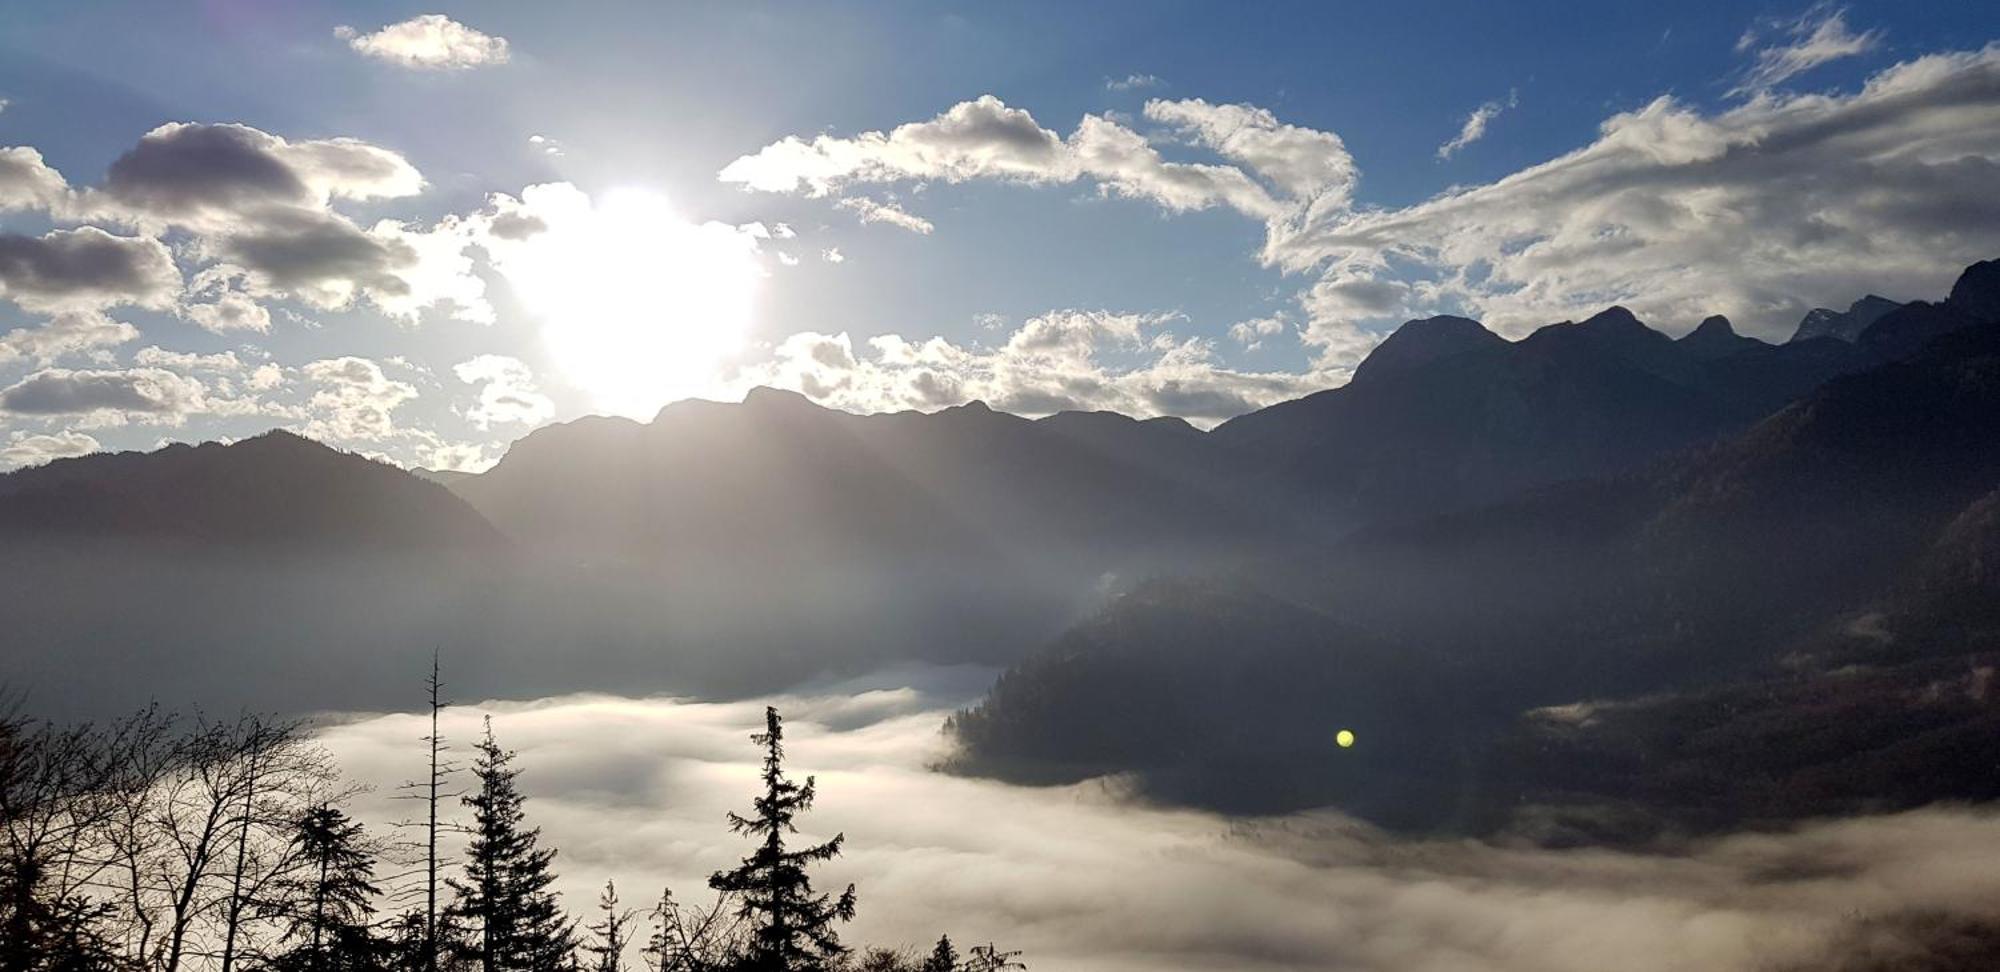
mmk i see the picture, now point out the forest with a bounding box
[0,675,1024,972]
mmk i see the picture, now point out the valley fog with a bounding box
[319,678,2000,972]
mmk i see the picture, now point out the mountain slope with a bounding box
[948,259,2000,835]
[0,430,503,551]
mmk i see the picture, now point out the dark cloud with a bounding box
[104,123,313,218]
[0,227,179,313]
[0,367,202,417]
[215,209,415,299]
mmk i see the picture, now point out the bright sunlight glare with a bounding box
[486,184,763,418]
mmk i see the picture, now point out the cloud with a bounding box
[717,96,1365,370]
[1227,314,1287,349]
[0,121,492,325]
[178,275,272,334]
[336,14,511,70]
[0,429,99,469]
[454,354,555,429]
[1142,98,1357,206]
[0,146,69,212]
[1437,91,1517,159]
[835,196,935,234]
[1733,5,1883,95]
[318,687,2000,972]
[299,356,417,441]
[718,95,1288,221]
[1105,73,1165,92]
[95,122,421,227]
[725,310,1324,425]
[0,310,139,365]
[0,367,210,423]
[0,227,179,314]
[1271,45,2000,339]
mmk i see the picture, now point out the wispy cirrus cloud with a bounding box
[1105,73,1164,91]
[1732,5,1882,95]
[1437,91,1518,159]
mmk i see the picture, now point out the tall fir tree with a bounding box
[707,707,856,972]
[268,804,383,972]
[448,718,577,972]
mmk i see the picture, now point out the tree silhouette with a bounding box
[707,707,856,972]
[265,804,383,971]
[584,879,635,972]
[920,935,958,972]
[448,718,576,971]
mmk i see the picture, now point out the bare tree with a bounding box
[95,713,337,972]
[641,888,745,972]
[389,651,462,972]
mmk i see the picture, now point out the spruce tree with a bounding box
[707,707,856,972]
[920,935,958,972]
[269,804,383,971]
[449,718,577,971]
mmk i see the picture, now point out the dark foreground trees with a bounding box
[0,696,1021,972]
[707,707,857,972]
[447,719,577,971]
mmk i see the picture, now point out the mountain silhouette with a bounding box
[949,258,2000,838]
[0,429,501,551]
[1210,303,1873,526]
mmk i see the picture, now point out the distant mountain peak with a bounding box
[742,385,821,410]
[1687,314,1737,339]
[1947,258,2000,322]
[1580,305,1647,331]
[1678,314,1768,359]
[1350,314,1502,384]
[1789,294,1904,343]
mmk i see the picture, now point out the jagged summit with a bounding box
[1789,294,1903,343]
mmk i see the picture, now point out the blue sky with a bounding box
[0,1,1995,469]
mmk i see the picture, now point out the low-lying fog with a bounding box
[319,671,2000,972]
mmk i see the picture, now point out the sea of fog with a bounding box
[317,670,2000,972]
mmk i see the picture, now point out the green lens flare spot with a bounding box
[1336,729,1356,749]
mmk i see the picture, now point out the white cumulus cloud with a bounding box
[336,14,511,70]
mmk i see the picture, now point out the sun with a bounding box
[491,185,762,419]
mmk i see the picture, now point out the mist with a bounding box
[319,676,2000,972]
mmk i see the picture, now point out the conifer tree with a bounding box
[268,804,383,971]
[449,718,577,971]
[920,935,958,972]
[583,880,633,972]
[707,707,856,972]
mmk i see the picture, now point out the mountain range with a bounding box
[3,258,1996,844]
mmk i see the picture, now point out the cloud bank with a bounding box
[321,686,2000,972]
